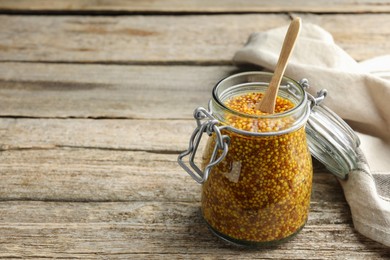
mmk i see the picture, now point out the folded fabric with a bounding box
[233,23,390,247]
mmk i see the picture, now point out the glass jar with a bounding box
[178,71,359,247]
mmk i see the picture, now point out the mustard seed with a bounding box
[201,92,313,244]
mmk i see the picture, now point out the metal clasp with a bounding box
[178,107,230,184]
[299,78,328,108]
[308,89,328,108]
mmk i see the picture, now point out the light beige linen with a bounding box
[233,23,390,247]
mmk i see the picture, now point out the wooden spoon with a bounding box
[256,17,301,114]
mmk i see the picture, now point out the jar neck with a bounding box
[210,72,310,136]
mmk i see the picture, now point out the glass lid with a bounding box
[306,104,360,179]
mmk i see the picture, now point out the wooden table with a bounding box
[0,1,389,258]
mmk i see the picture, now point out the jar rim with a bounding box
[212,71,306,120]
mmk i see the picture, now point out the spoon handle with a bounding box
[256,17,301,114]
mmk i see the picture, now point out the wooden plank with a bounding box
[0,201,351,226]
[0,63,236,119]
[0,0,389,13]
[0,148,201,202]
[0,14,389,64]
[0,223,388,258]
[0,14,288,64]
[0,148,342,202]
[0,149,388,257]
[0,118,195,152]
[0,219,389,259]
[0,201,388,258]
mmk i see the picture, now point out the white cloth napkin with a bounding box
[233,23,390,247]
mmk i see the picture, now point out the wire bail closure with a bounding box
[177,107,230,184]
[299,78,327,108]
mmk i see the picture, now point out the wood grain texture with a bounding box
[0,14,288,64]
[0,147,340,202]
[1,223,387,259]
[0,118,195,152]
[0,14,389,64]
[1,0,389,13]
[0,200,349,225]
[1,149,389,258]
[0,148,199,202]
[0,63,236,119]
[0,201,388,259]
[1,2,389,257]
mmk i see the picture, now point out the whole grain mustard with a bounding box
[201,92,313,244]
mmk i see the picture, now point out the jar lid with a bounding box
[306,102,360,179]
